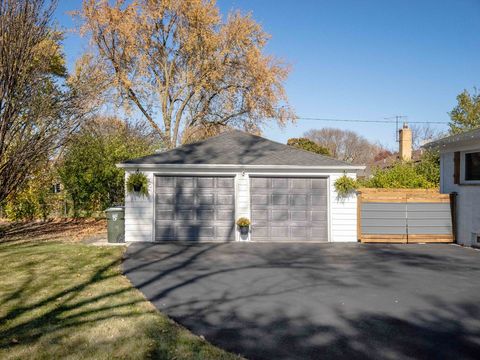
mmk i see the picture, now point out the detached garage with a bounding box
[118,130,364,242]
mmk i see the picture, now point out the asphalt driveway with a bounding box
[123,243,480,360]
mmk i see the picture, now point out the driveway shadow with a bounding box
[123,243,480,360]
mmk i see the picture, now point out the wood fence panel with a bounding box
[358,189,455,244]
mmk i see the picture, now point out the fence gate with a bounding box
[358,189,456,243]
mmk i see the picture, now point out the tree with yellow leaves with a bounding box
[79,0,295,148]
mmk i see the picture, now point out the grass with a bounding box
[0,236,242,359]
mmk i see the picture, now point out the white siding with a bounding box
[124,170,154,242]
[329,172,358,242]
[235,173,250,241]
[439,147,480,247]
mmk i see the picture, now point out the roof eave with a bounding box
[116,163,366,171]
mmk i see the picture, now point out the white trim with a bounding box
[460,150,480,185]
[152,176,156,242]
[118,163,365,170]
[327,175,332,242]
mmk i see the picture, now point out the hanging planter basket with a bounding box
[126,172,149,197]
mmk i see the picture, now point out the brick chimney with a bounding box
[399,123,412,161]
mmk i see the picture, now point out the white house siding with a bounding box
[235,173,250,241]
[124,170,155,242]
[329,172,358,242]
[440,148,480,247]
[123,167,359,243]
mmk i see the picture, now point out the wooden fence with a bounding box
[357,189,456,243]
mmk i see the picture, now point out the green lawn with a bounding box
[0,239,242,360]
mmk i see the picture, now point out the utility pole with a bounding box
[384,115,408,142]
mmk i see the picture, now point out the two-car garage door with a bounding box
[154,175,328,242]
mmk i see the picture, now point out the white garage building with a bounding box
[118,130,364,243]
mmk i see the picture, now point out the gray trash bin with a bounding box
[105,207,125,243]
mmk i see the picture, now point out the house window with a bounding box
[465,152,480,181]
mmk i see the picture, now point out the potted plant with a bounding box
[126,171,149,196]
[236,217,251,235]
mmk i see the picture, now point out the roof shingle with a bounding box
[121,130,355,167]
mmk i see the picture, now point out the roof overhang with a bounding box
[117,163,366,171]
[424,128,480,150]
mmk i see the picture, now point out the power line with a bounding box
[296,117,448,125]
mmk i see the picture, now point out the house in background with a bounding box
[363,123,423,177]
[118,130,364,243]
[426,128,480,247]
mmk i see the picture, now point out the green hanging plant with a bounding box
[334,174,358,198]
[126,172,149,196]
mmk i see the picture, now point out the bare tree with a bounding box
[410,124,445,150]
[79,0,295,149]
[0,0,86,204]
[304,128,385,165]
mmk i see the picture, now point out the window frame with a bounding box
[460,150,480,185]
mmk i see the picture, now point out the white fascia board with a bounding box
[116,163,366,171]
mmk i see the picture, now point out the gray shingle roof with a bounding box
[121,130,356,167]
[424,127,480,148]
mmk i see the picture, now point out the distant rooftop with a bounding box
[120,130,361,168]
[425,127,480,148]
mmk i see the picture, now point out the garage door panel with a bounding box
[157,194,175,205]
[156,226,174,239]
[290,195,308,206]
[176,177,194,187]
[312,178,327,190]
[217,177,234,188]
[156,210,174,220]
[272,210,288,221]
[312,210,328,221]
[217,194,234,205]
[311,195,327,206]
[291,227,307,238]
[197,177,214,187]
[157,177,175,187]
[177,210,194,220]
[198,194,214,205]
[271,227,289,238]
[251,177,268,188]
[272,178,288,188]
[177,194,195,204]
[272,194,288,205]
[252,210,268,220]
[196,209,214,220]
[251,177,328,242]
[155,176,234,241]
[291,179,308,189]
[252,195,268,205]
[252,226,269,238]
[291,211,308,221]
[311,227,328,239]
[216,226,235,239]
[217,210,234,220]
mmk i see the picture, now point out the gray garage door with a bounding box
[155,176,235,241]
[250,177,328,242]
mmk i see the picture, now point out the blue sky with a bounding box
[55,0,480,149]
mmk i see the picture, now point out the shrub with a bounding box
[287,138,331,156]
[361,162,437,189]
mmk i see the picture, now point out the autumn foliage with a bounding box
[79,0,295,148]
